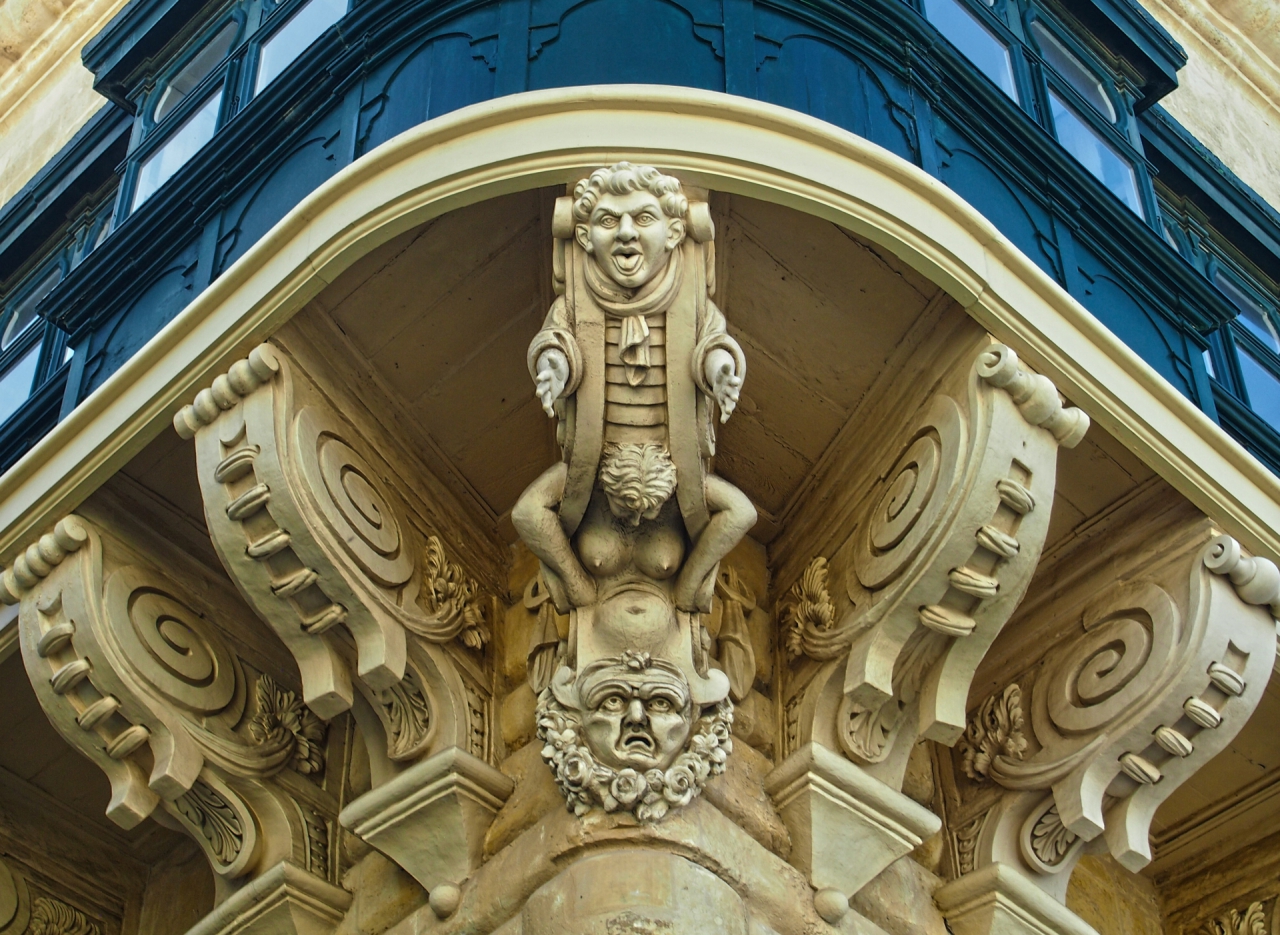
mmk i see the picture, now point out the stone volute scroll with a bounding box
[513,164,755,820]
[767,340,1087,913]
[936,531,1278,935]
[2,515,350,934]
[174,343,491,719]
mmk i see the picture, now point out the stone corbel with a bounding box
[782,343,1087,786]
[939,533,1277,935]
[338,746,513,915]
[765,742,939,922]
[174,344,490,718]
[2,516,348,931]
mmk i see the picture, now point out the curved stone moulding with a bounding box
[833,342,1086,763]
[972,533,1278,879]
[175,343,490,720]
[4,514,335,898]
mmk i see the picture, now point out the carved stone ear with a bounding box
[4,514,348,928]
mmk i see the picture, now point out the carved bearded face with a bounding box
[577,190,686,290]
[579,660,693,772]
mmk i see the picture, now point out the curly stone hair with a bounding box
[572,162,689,224]
[598,443,678,525]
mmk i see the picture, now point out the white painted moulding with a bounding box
[339,746,514,892]
[765,742,941,897]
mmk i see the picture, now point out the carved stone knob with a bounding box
[429,883,461,919]
[813,888,849,924]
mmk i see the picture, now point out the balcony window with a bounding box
[1047,90,1143,216]
[153,20,238,123]
[2,267,61,349]
[133,90,223,209]
[255,0,347,93]
[923,0,1019,101]
[1029,22,1115,121]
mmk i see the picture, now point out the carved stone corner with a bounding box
[934,864,1099,935]
[185,862,351,935]
[338,746,513,891]
[765,742,940,899]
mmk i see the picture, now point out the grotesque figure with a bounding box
[516,164,755,820]
[538,651,732,821]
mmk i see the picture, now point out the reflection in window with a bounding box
[255,0,346,93]
[1216,272,1279,350]
[2,267,61,349]
[923,0,1019,101]
[1030,22,1115,121]
[133,91,222,209]
[0,344,41,425]
[153,20,238,123]
[1238,348,1280,429]
[1049,91,1142,216]
[1203,348,1216,379]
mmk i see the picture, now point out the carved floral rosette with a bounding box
[9,515,335,887]
[968,533,1278,876]
[174,344,489,719]
[784,342,1087,773]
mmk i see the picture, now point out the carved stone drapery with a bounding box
[2,514,346,920]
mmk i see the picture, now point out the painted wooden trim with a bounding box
[0,85,1276,567]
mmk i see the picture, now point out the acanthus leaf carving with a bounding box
[958,683,1026,781]
[781,557,845,661]
[28,897,100,935]
[1201,902,1270,935]
[247,674,327,776]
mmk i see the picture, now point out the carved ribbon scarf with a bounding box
[584,248,684,386]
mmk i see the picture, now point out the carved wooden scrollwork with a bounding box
[175,344,491,719]
[4,515,337,894]
[967,533,1277,879]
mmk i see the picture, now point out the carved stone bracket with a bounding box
[338,746,513,894]
[934,863,1101,935]
[5,515,337,906]
[184,862,350,935]
[765,742,940,916]
[784,343,1086,786]
[175,344,490,719]
[938,531,1278,934]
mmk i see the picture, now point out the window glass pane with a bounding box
[1048,91,1143,216]
[0,344,41,425]
[1203,348,1216,379]
[255,0,346,93]
[3,267,61,349]
[1238,347,1280,430]
[154,21,238,123]
[1030,22,1115,121]
[922,0,1019,101]
[1215,271,1279,351]
[133,91,222,210]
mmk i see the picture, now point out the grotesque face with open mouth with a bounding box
[579,654,693,772]
[579,190,684,291]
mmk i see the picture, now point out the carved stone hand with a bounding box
[704,348,741,422]
[535,348,570,416]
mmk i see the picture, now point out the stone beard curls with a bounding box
[572,162,689,225]
[599,443,678,526]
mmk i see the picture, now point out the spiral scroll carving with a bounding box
[855,397,964,590]
[106,571,240,717]
[296,408,415,590]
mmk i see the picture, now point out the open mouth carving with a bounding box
[612,246,643,275]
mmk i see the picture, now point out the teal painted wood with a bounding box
[1,0,1273,470]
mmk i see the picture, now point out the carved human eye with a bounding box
[599,694,626,712]
[647,696,673,713]
[598,215,619,229]
[635,212,658,225]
